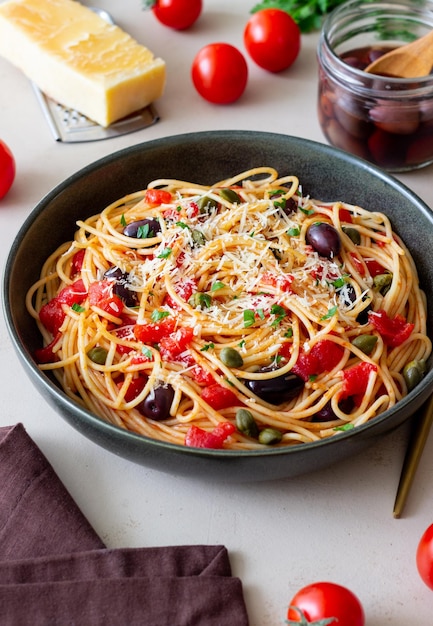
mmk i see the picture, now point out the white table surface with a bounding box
[1,1,433,624]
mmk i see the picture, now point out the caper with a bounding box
[196,195,218,212]
[220,347,244,368]
[403,359,427,391]
[258,428,282,445]
[236,409,259,438]
[373,273,393,295]
[191,229,206,246]
[342,226,361,245]
[219,188,241,204]
[352,334,378,355]
[87,346,108,365]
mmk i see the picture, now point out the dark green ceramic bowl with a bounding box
[3,131,433,480]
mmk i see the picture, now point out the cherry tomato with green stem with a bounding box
[146,0,202,30]
[287,582,365,626]
[244,8,301,73]
[0,140,15,199]
[417,523,433,590]
[191,43,248,104]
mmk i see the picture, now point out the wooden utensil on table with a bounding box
[393,394,433,518]
[365,29,433,78]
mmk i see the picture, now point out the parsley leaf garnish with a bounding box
[243,309,256,328]
[157,248,172,259]
[321,305,338,320]
[250,0,348,33]
[151,310,170,322]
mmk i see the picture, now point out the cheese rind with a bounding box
[0,0,166,127]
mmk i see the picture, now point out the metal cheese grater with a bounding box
[32,8,160,143]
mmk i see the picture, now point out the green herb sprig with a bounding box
[251,0,347,33]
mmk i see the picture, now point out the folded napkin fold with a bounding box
[0,424,249,625]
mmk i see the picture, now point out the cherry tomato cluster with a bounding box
[147,1,301,104]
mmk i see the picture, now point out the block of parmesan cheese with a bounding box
[0,0,166,127]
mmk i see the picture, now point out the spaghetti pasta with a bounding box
[27,167,431,449]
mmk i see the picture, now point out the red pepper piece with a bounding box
[200,383,238,410]
[185,422,236,449]
[369,309,414,348]
[340,361,377,405]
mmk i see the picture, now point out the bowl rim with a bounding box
[3,130,433,459]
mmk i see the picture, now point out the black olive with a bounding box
[242,369,304,405]
[104,267,138,308]
[123,218,161,239]
[338,283,371,325]
[311,397,354,422]
[306,222,341,258]
[138,384,175,421]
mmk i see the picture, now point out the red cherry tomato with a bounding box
[417,523,433,590]
[191,43,248,104]
[0,139,15,199]
[244,9,301,73]
[149,0,202,30]
[287,582,365,626]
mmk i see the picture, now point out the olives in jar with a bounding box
[317,0,433,172]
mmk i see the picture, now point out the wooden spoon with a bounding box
[365,29,433,78]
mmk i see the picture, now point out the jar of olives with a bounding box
[317,0,433,172]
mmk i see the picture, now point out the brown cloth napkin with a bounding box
[0,424,249,625]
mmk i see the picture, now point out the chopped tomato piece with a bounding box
[159,327,194,360]
[340,361,377,404]
[185,422,236,449]
[164,278,198,309]
[291,351,319,381]
[339,207,353,223]
[186,201,200,218]
[57,279,87,305]
[261,272,294,293]
[292,340,345,381]
[176,353,215,386]
[39,279,87,335]
[369,309,414,347]
[88,281,123,317]
[70,249,85,276]
[312,340,345,371]
[118,376,147,402]
[34,333,62,364]
[39,299,66,335]
[145,188,172,205]
[365,259,386,278]
[200,383,238,410]
[134,317,176,344]
[349,252,365,276]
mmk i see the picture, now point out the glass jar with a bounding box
[317,0,433,172]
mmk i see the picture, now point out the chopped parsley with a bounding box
[287,226,300,237]
[71,303,85,313]
[211,281,226,292]
[137,223,155,239]
[270,304,287,327]
[151,310,170,322]
[141,346,153,360]
[243,309,256,328]
[321,305,338,320]
[201,343,215,352]
[157,248,172,259]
